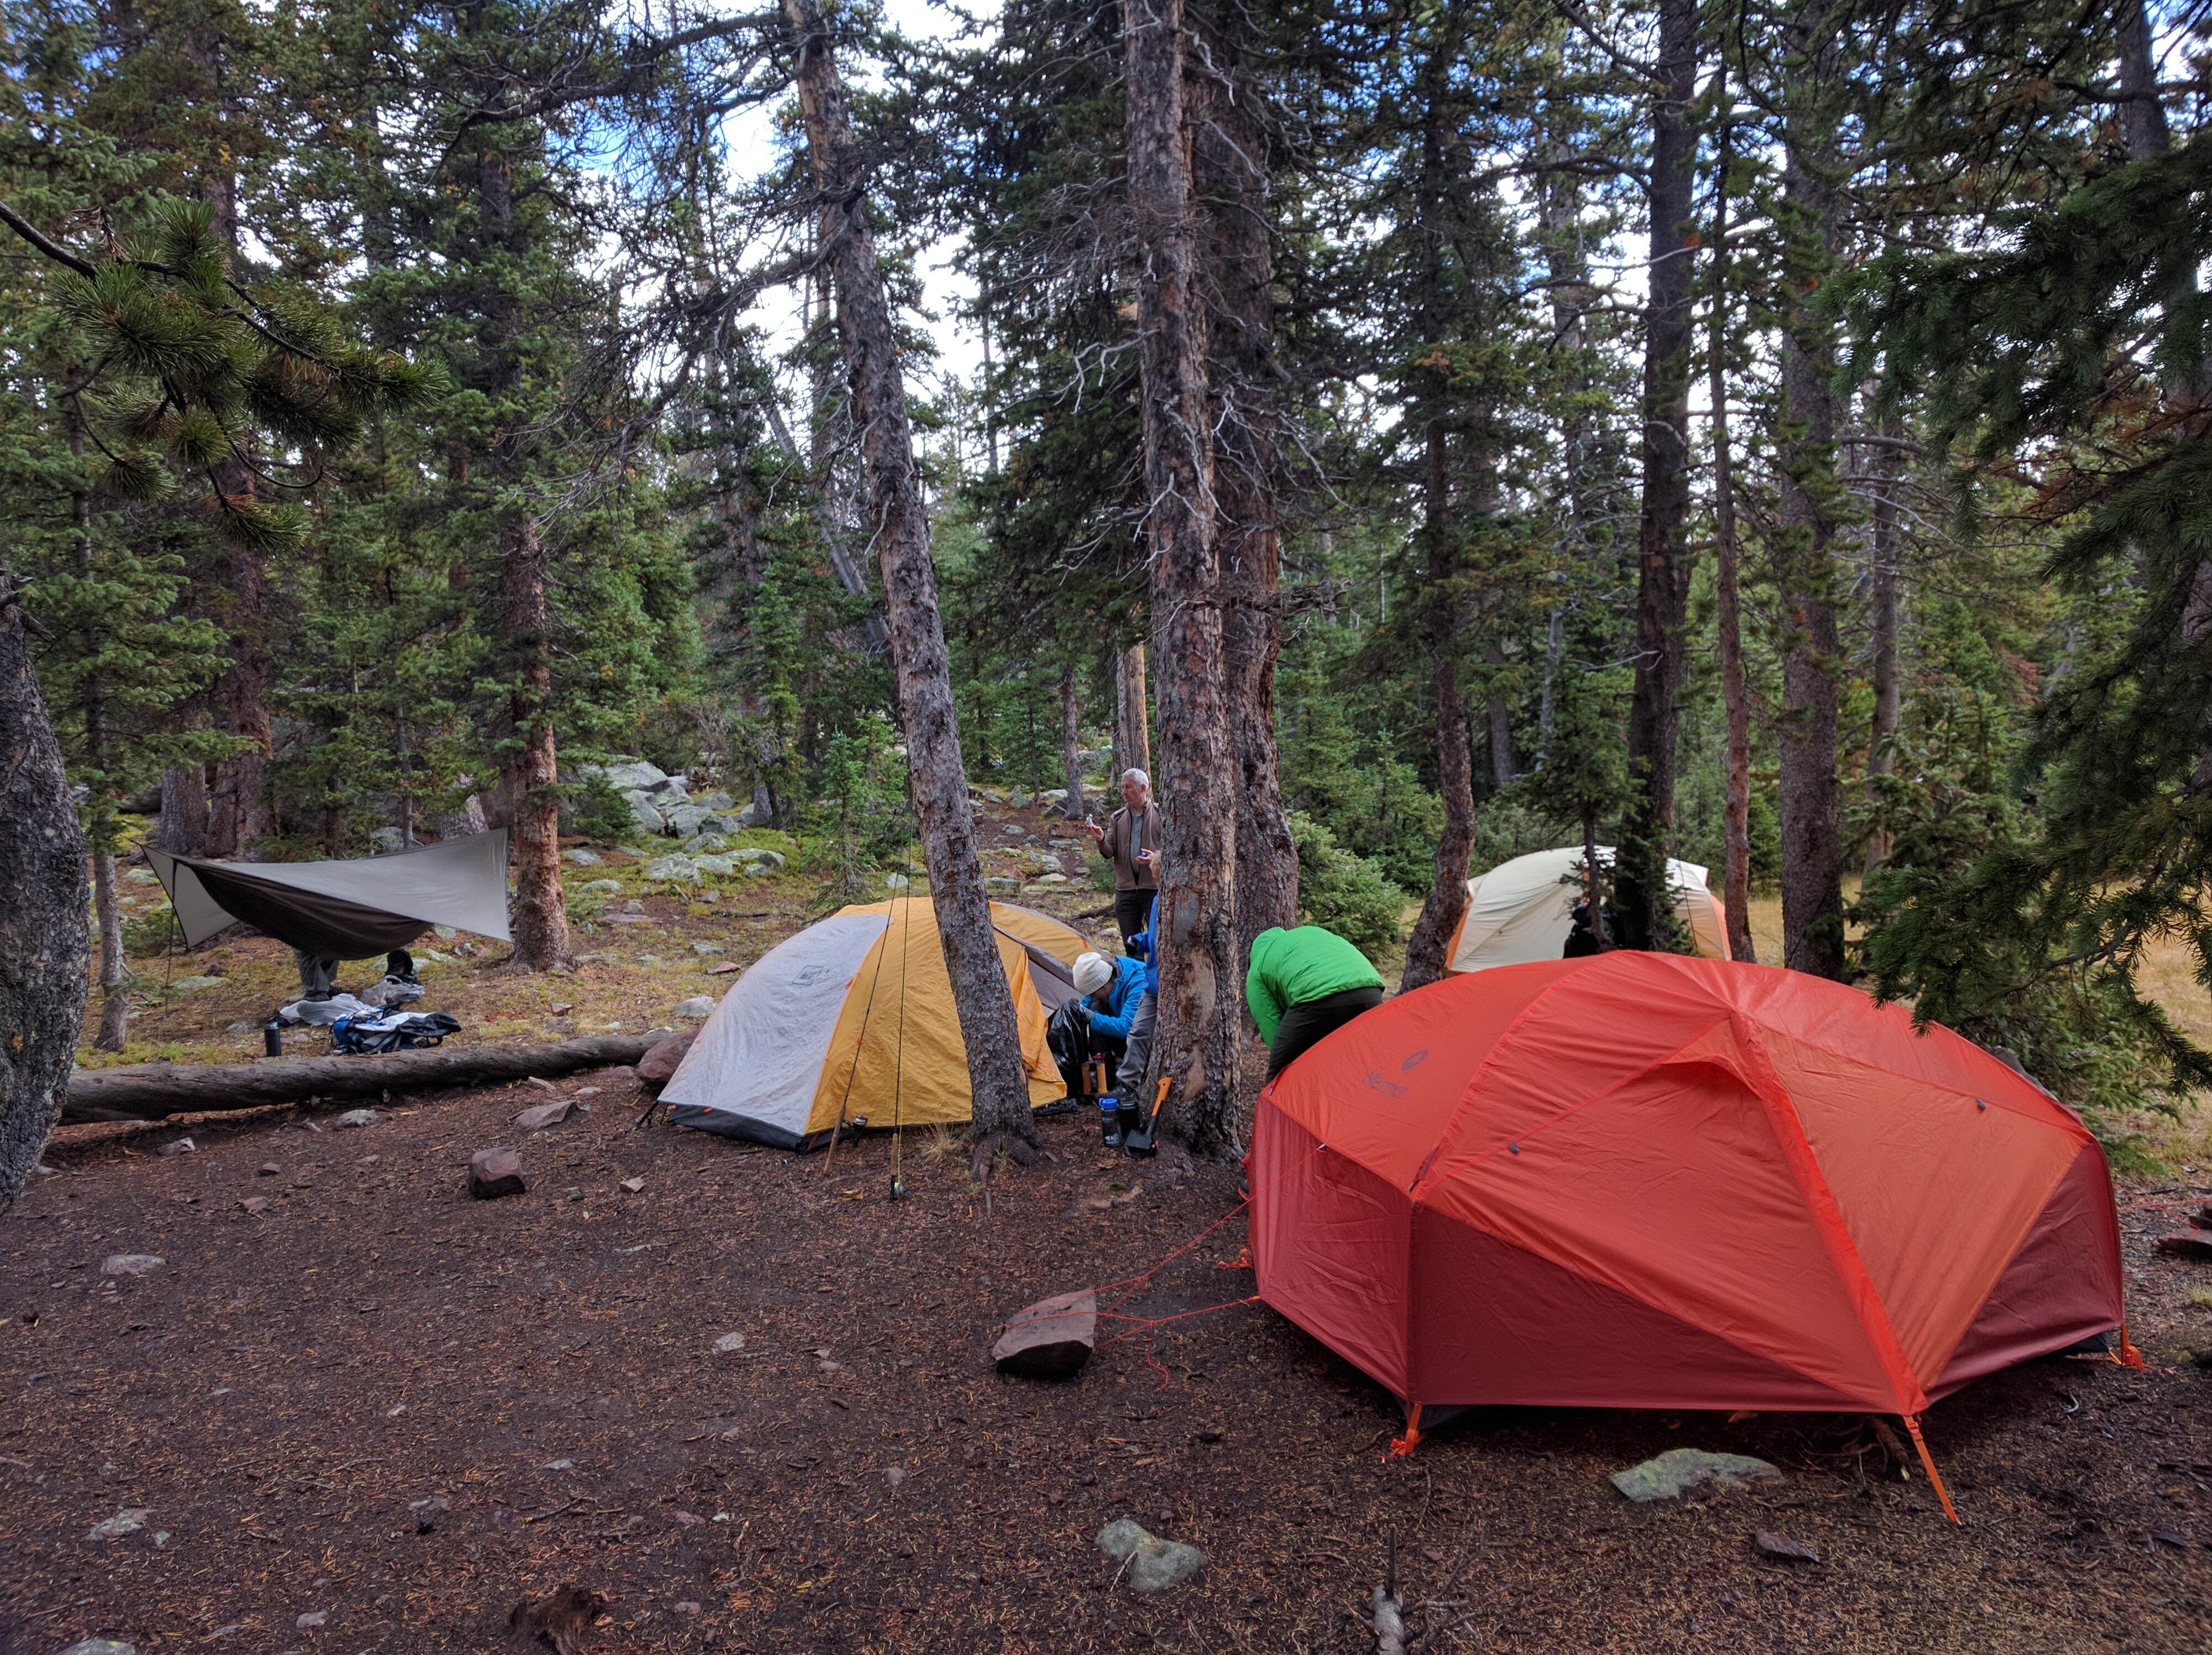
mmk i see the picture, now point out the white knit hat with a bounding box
[1072,952,1114,996]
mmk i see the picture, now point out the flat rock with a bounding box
[993,1288,1098,1380]
[334,1108,378,1128]
[2155,1230,2212,1261]
[708,961,740,975]
[581,879,623,896]
[468,1147,526,1200]
[563,847,601,866]
[733,847,785,871]
[1611,1448,1783,1503]
[159,1138,195,1157]
[56,1641,138,1655]
[1096,1518,1207,1592]
[257,1162,280,1177]
[239,1196,271,1216]
[645,855,702,883]
[101,1255,164,1278]
[88,1507,152,1540]
[672,995,716,1020]
[691,854,736,876]
[515,1100,575,1132]
[1755,1531,1820,1563]
[168,975,223,992]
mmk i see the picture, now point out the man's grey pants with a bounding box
[1118,992,1157,1101]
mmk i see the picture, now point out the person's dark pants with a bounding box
[1114,888,1157,945]
[1266,985,1385,1079]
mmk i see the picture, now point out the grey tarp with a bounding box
[146,832,512,958]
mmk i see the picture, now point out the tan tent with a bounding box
[662,898,1090,1149]
[1445,846,1729,974]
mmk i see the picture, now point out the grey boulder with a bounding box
[1611,1448,1782,1503]
[1097,1518,1207,1592]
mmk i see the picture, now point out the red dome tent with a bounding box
[1250,954,2133,1491]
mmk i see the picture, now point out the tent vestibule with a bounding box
[1446,845,1728,972]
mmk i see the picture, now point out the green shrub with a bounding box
[1289,811,1408,959]
[122,904,177,959]
[566,771,638,844]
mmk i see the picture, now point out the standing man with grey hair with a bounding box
[1079,767,1159,944]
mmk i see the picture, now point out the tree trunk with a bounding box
[2118,0,2172,161]
[1775,6,1847,980]
[1614,0,1699,952]
[1060,665,1087,821]
[1125,0,1241,1156]
[66,431,130,1050]
[1403,420,1475,992]
[61,1033,662,1123]
[0,576,90,1206]
[1118,641,1151,779]
[1192,19,1297,960]
[499,513,569,970]
[1710,115,1756,964]
[1860,415,1903,883]
[156,750,211,856]
[785,0,1038,1158]
[1485,636,1513,790]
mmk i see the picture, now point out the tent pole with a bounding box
[1902,1415,1961,1525]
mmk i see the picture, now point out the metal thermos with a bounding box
[263,1018,284,1058]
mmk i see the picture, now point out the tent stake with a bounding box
[1903,1415,1961,1525]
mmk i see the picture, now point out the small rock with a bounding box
[88,1507,153,1539]
[551,1002,576,1016]
[884,873,911,890]
[563,847,602,866]
[885,1465,906,1488]
[1000,824,1024,836]
[691,854,737,876]
[468,1148,526,1200]
[582,879,623,897]
[672,995,716,1020]
[226,1019,260,1035]
[1755,1531,1820,1563]
[992,1289,1098,1381]
[168,975,223,991]
[296,1610,327,1628]
[2154,1230,2212,1261]
[258,1162,281,1177]
[102,1255,164,1278]
[515,1100,575,1132]
[239,1196,271,1216]
[987,876,1021,894]
[1611,1448,1783,1503]
[619,1177,644,1193]
[645,855,702,884]
[741,862,770,878]
[691,941,720,955]
[674,1600,702,1615]
[333,1108,378,1129]
[708,961,740,975]
[713,1331,747,1355]
[1036,872,1069,886]
[733,847,785,872]
[160,1138,195,1157]
[524,1075,557,1091]
[1095,1518,1207,1592]
[55,1641,137,1655]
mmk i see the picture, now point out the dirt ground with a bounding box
[3,1075,2210,1655]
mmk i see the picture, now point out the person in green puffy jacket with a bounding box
[1245,924,1386,1080]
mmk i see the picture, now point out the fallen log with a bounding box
[61,1033,666,1123]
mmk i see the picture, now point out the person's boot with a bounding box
[1115,1098,1143,1149]
[1099,1097,1124,1150]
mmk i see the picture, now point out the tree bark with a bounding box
[1125,0,1241,1156]
[65,423,131,1050]
[156,753,211,856]
[499,509,571,969]
[1775,2,1847,980]
[785,0,1039,1157]
[1118,641,1151,779]
[60,1033,662,1123]
[1860,415,1903,883]
[1709,115,1756,964]
[1403,419,1474,992]
[1614,0,1699,951]
[1060,664,1088,820]
[1485,636,1513,789]
[1192,19,1298,960]
[2117,0,2172,161]
[0,576,90,1206]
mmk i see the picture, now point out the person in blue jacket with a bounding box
[1103,892,1161,1146]
[1072,948,1146,1143]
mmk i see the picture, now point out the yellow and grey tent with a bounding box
[1444,845,1730,973]
[661,898,1090,1149]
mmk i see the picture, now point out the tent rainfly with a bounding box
[661,898,1088,1150]
[1251,952,2131,1446]
[1446,845,1729,973]
[146,832,513,959]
